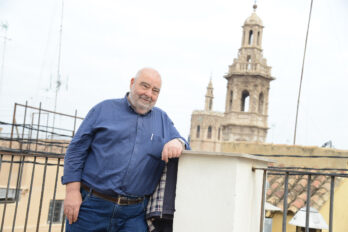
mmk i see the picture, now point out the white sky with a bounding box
[0,0,347,149]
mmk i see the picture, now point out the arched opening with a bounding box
[196,125,200,138]
[229,91,233,111]
[218,127,221,140]
[209,99,212,110]
[248,30,253,45]
[247,55,251,70]
[258,92,264,114]
[207,126,212,139]
[257,31,260,45]
[241,90,250,112]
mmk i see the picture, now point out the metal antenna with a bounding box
[52,0,64,135]
[293,0,314,145]
[0,23,11,98]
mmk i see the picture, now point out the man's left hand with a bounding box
[162,139,184,163]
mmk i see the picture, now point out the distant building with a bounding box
[189,5,275,152]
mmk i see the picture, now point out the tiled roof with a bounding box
[266,173,340,213]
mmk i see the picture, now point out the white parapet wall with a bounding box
[173,150,270,232]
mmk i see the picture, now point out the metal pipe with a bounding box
[259,169,267,232]
[305,174,311,232]
[0,155,15,232]
[34,103,42,151]
[15,103,83,119]
[23,156,37,232]
[19,101,28,150]
[12,102,27,229]
[24,103,42,231]
[9,103,17,148]
[282,172,289,232]
[49,158,61,231]
[36,157,48,232]
[27,113,35,151]
[293,0,314,144]
[329,176,335,232]
[12,155,26,231]
[61,214,66,232]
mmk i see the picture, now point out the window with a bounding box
[209,99,212,110]
[218,128,221,140]
[296,227,320,232]
[257,31,260,45]
[229,91,233,111]
[47,200,64,224]
[258,92,264,114]
[0,188,20,202]
[263,218,273,232]
[241,90,250,112]
[248,30,253,45]
[196,125,200,138]
[207,126,212,139]
[247,55,251,70]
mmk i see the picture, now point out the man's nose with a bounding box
[144,89,152,99]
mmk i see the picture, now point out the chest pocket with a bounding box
[146,134,165,159]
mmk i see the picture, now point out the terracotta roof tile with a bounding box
[266,172,341,213]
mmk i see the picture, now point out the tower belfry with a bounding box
[223,4,274,142]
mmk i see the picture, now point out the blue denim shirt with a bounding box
[62,94,187,197]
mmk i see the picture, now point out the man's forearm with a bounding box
[66,181,81,193]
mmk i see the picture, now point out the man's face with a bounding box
[128,69,161,114]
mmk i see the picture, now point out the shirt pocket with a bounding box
[147,134,165,159]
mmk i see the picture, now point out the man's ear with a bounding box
[130,77,135,88]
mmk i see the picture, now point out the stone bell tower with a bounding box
[205,79,214,111]
[222,4,275,142]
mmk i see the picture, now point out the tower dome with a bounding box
[244,12,263,26]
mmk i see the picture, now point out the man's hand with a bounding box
[162,138,184,163]
[64,182,82,224]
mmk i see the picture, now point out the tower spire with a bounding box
[205,77,214,111]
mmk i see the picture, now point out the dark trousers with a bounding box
[152,218,173,232]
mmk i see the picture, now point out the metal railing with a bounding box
[1,102,347,232]
[0,153,65,232]
[0,102,82,232]
[257,167,348,232]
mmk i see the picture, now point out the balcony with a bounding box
[1,103,347,232]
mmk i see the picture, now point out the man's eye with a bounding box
[141,84,150,89]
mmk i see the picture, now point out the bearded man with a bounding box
[62,68,187,231]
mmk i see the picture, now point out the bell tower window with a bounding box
[196,125,200,138]
[207,126,212,139]
[241,90,250,112]
[258,92,264,114]
[247,55,251,70]
[248,30,253,45]
[257,31,260,45]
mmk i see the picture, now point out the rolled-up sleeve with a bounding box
[61,107,97,184]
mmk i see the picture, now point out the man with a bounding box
[62,68,187,231]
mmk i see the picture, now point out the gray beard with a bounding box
[128,92,153,113]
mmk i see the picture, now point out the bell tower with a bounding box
[222,4,275,142]
[205,78,214,111]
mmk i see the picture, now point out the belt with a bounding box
[81,183,145,205]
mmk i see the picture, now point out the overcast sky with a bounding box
[0,0,347,149]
